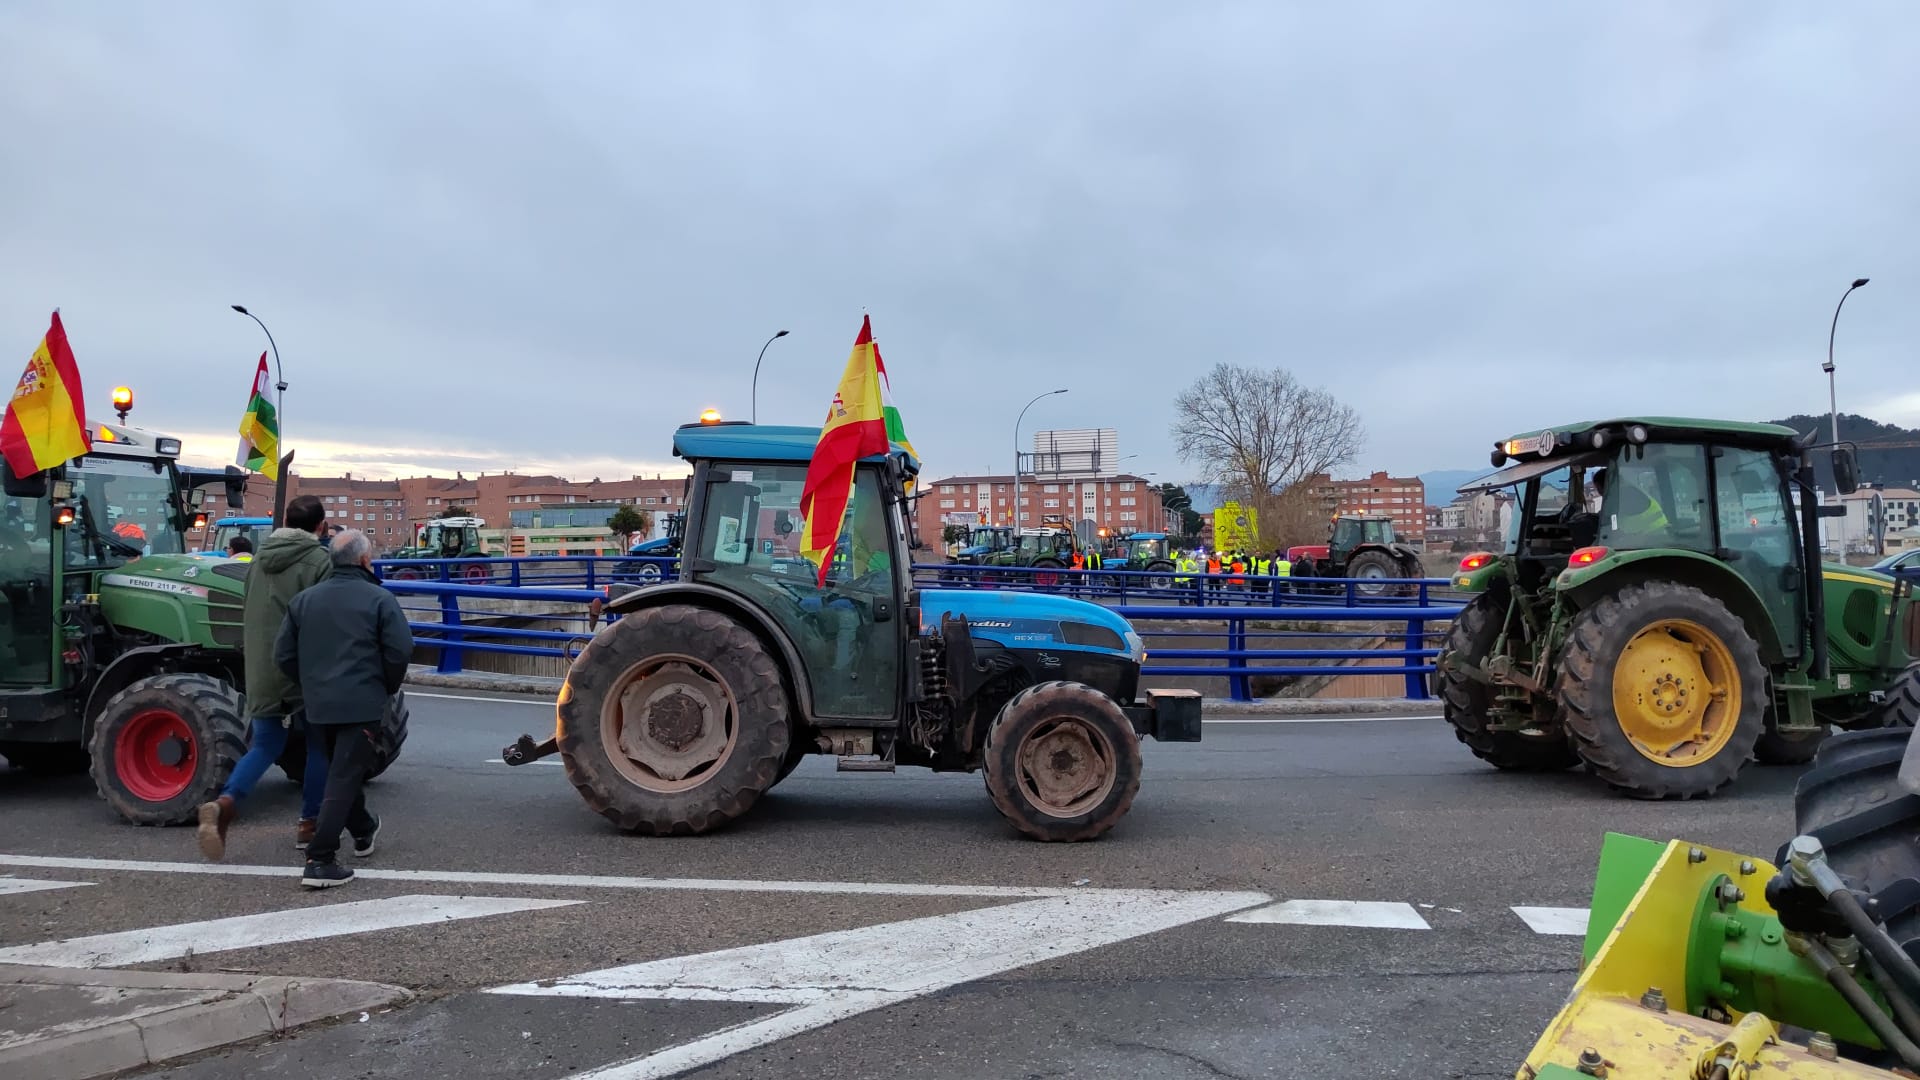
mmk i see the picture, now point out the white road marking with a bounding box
[0,893,583,968]
[0,876,92,896]
[0,854,1083,898]
[1225,899,1431,929]
[1202,714,1442,725]
[408,691,553,706]
[1512,906,1589,936]
[492,888,1268,1080]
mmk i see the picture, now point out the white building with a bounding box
[1838,486,1920,555]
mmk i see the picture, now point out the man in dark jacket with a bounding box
[197,495,334,860]
[276,528,414,888]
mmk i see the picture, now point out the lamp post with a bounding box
[230,305,289,525]
[750,329,791,424]
[1013,389,1068,528]
[1823,278,1869,555]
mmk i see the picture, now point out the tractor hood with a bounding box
[98,553,246,600]
[919,589,1145,662]
[95,553,246,652]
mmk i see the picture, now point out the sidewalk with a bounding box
[0,965,409,1080]
[404,666,1441,716]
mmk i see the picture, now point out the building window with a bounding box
[940,500,956,509]
[1120,497,1136,506]
[1121,483,1135,492]
[941,485,955,494]
[1121,512,1137,522]
[1043,485,1059,494]
[1043,499,1060,509]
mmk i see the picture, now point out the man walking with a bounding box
[197,495,333,860]
[275,529,414,888]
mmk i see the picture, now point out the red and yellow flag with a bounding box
[798,315,890,584]
[1,312,90,477]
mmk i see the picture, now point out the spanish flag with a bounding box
[236,352,280,480]
[1,313,90,478]
[798,316,890,584]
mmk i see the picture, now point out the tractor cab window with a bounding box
[691,461,901,720]
[0,495,53,686]
[1714,447,1802,648]
[1598,444,1710,553]
[65,454,187,568]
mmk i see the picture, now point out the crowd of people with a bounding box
[195,495,416,890]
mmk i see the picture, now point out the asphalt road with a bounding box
[0,690,1807,1079]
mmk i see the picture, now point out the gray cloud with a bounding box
[1,2,1914,485]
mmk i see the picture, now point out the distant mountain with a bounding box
[1418,469,1487,506]
[1767,414,1920,491]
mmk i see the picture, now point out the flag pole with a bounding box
[231,306,288,523]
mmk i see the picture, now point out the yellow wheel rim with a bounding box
[1611,618,1742,767]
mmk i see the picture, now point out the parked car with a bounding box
[1870,547,1920,582]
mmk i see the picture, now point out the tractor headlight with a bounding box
[155,438,182,456]
[1124,629,1146,664]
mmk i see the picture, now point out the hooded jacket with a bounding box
[241,527,333,718]
[275,564,415,726]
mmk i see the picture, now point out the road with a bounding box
[0,691,1804,1079]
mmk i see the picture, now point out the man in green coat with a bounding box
[197,495,336,859]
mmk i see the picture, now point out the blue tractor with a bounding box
[204,516,272,557]
[505,420,1199,841]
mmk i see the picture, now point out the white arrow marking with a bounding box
[1512,906,1589,936]
[0,893,582,968]
[0,877,93,896]
[1224,899,1430,929]
[494,888,1268,1080]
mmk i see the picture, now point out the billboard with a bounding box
[1213,500,1259,553]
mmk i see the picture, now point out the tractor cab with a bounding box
[1329,514,1397,561]
[949,523,1012,565]
[206,516,272,557]
[416,517,486,558]
[509,418,1200,842]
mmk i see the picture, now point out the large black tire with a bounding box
[556,604,790,835]
[1557,582,1767,799]
[1146,561,1175,591]
[770,742,810,789]
[1440,592,1579,772]
[0,742,91,775]
[983,681,1142,842]
[1791,728,1920,956]
[277,691,411,784]
[1870,662,1920,729]
[1346,549,1405,598]
[88,673,248,825]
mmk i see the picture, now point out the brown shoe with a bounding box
[295,818,316,850]
[197,796,236,861]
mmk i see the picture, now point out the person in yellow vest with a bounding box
[1274,549,1292,595]
[226,536,254,562]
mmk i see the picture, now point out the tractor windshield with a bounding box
[67,454,187,566]
[969,526,1009,552]
[1129,537,1166,561]
[1596,443,1711,553]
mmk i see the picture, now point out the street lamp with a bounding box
[231,305,290,524]
[1824,278,1869,555]
[1013,389,1068,528]
[750,329,791,425]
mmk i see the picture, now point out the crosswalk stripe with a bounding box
[1225,899,1430,929]
[0,893,583,968]
[0,876,93,896]
[493,888,1268,1080]
[1512,906,1589,936]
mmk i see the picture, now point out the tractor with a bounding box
[948,523,1013,565]
[981,522,1088,587]
[204,515,271,556]
[618,510,684,585]
[1105,530,1177,590]
[1437,417,1920,799]
[386,516,490,580]
[1286,511,1423,596]
[503,420,1200,841]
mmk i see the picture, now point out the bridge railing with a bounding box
[381,574,1456,701]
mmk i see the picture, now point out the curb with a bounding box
[405,667,1440,716]
[0,965,411,1080]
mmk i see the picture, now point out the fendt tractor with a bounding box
[505,419,1200,841]
[1524,727,1920,1078]
[1438,417,1920,799]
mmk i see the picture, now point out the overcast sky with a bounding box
[2,3,1915,485]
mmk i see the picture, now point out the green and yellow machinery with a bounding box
[1439,417,1919,799]
[1525,727,1920,1078]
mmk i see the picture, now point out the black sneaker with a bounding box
[352,815,381,858]
[301,861,354,889]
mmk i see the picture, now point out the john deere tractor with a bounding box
[503,420,1200,841]
[1438,417,1919,799]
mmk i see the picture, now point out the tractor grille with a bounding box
[207,590,245,649]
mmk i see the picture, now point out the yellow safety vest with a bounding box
[1275,558,1291,577]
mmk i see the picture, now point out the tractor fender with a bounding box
[602,581,819,724]
[82,644,243,741]
[1555,550,1786,663]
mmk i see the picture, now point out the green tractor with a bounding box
[0,410,260,823]
[1438,417,1919,799]
[386,515,490,580]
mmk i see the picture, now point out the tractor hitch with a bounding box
[1121,688,1203,742]
[501,733,558,766]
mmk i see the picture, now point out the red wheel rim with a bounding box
[113,708,196,802]
[1036,571,1059,588]
[464,565,489,581]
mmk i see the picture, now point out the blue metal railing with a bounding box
[380,558,1458,701]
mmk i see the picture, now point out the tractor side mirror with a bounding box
[2,463,46,500]
[222,466,246,510]
[1831,447,1860,495]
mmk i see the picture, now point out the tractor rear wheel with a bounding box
[1557,582,1766,799]
[1346,549,1405,598]
[88,673,247,825]
[1031,558,1064,589]
[556,604,789,835]
[1869,662,1920,729]
[1440,592,1578,771]
[983,680,1141,841]
[278,691,411,784]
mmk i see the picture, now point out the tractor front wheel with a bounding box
[1868,662,1920,729]
[556,604,789,835]
[1440,592,1578,772]
[983,681,1141,842]
[88,673,247,825]
[1557,582,1765,799]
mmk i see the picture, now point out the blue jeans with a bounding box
[222,717,327,820]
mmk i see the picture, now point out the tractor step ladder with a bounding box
[836,754,896,773]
